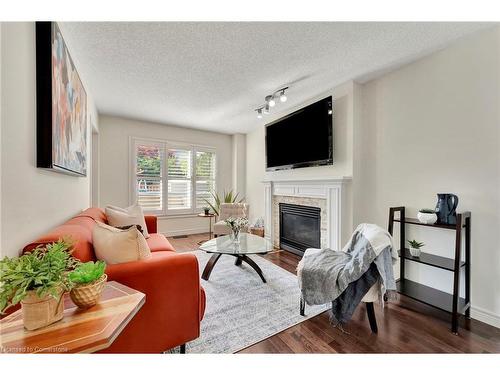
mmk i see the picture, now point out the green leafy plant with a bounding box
[68,261,106,285]
[408,240,425,249]
[203,189,244,216]
[419,209,436,214]
[0,239,78,314]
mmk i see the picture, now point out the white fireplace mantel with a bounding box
[262,177,351,251]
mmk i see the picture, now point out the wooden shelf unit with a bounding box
[388,206,471,334]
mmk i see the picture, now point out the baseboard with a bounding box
[162,227,207,237]
[470,306,500,328]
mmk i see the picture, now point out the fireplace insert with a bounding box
[279,203,321,256]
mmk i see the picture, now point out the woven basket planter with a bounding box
[21,289,64,331]
[70,274,107,309]
[250,227,264,238]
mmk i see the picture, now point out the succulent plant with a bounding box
[408,240,425,249]
[68,261,106,285]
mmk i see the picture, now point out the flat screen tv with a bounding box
[265,96,333,171]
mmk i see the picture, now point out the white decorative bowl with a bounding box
[409,247,421,257]
[417,211,437,224]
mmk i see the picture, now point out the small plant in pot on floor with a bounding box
[408,240,425,257]
[68,261,107,309]
[0,239,77,330]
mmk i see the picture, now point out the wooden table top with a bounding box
[197,213,216,218]
[0,281,145,354]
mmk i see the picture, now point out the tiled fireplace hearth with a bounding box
[263,178,350,253]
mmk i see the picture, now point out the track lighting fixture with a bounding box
[255,87,289,118]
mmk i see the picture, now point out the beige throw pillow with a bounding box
[93,221,151,265]
[105,204,150,238]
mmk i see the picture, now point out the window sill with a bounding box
[153,213,210,220]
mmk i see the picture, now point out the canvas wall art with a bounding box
[36,22,87,176]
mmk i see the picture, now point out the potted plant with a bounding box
[417,209,438,224]
[224,216,249,244]
[68,261,107,309]
[203,189,245,217]
[0,239,77,330]
[202,206,210,216]
[408,240,425,257]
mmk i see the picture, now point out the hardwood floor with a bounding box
[167,233,500,353]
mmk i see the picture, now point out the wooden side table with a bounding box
[197,212,216,245]
[0,281,145,353]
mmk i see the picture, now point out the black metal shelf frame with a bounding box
[389,206,471,334]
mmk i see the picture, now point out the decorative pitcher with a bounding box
[435,193,459,225]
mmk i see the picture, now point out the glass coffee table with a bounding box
[199,233,274,283]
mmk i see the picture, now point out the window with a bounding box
[167,148,192,212]
[195,150,216,209]
[135,142,163,212]
[132,138,216,215]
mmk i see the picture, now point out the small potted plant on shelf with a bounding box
[408,239,425,257]
[202,206,210,216]
[68,261,107,309]
[224,216,249,244]
[417,208,438,224]
[0,239,77,330]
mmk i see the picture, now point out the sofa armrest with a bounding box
[102,251,202,352]
[144,215,157,234]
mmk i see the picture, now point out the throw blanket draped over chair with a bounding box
[297,223,397,324]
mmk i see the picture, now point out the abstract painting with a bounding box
[36,22,87,176]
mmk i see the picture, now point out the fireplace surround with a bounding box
[263,178,350,254]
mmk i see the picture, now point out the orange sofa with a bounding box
[23,208,206,353]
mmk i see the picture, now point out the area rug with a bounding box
[183,250,329,354]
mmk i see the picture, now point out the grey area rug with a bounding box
[184,250,329,354]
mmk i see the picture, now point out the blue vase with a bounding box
[435,193,459,225]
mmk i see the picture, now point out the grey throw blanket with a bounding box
[297,223,397,324]
[330,263,379,324]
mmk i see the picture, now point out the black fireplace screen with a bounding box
[279,203,321,256]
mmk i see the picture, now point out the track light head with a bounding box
[263,104,270,114]
[256,108,263,119]
[266,95,276,107]
[279,90,287,103]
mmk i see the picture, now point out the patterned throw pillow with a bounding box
[105,204,150,238]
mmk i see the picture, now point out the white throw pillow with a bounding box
[105,204,150,238]
[93,221,151,265]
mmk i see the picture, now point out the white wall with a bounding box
[245,81,356,235]
[98,115,234,236]
[232,133,246,198]
[0,22,98,258]
[358,27,500,326]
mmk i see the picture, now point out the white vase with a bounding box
[417,212,438,224]
[409,247,421,257]
[231,229,241,244]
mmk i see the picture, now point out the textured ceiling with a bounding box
[59,22,492,134]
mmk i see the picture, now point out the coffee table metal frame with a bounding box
[199,233,273,283]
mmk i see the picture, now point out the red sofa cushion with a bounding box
[147,233,175,252]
